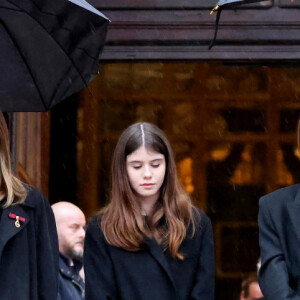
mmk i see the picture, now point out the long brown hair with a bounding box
[100,122,197,259]
[0,112,27,207]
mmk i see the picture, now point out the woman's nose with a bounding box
[143,165,152,178]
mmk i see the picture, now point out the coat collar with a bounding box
[59,252,83,275]
[0,204,30,257]
[144,237,177,291]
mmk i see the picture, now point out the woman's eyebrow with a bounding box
[127,158,164,163]
[127,160,142,164]
[150,158,164,162]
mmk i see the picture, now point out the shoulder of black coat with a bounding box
[191,206,211,233]
[22,185,47,209]
[87,213,103,233]
[260,183,300,207]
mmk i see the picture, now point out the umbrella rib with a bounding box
[6,0,98,107]
[3,4,101,61]
[5,1,102,60]
[0,15,48,110]
[8,0,102,60]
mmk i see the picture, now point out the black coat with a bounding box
[258,184,300,299]
[84,209,214,300]
[0,187,59,300]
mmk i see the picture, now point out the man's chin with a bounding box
[68,248,84,261]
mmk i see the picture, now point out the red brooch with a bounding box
[8,213,26,228]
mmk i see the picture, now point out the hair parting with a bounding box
[140,123,145,146]
[99,122,198,260]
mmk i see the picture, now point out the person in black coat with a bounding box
[258,184,300,299]
[0,112,59,300]
[84,122,214,300]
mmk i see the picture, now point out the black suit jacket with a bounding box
[84,209,214,300]
[0,187,59,300]
[258,184,300,300]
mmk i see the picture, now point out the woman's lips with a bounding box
[140,183,155,186]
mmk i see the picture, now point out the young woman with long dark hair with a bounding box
[84,122,214,300]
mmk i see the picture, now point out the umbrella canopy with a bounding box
[211,0,265,10]
[0,0,109,111]
[209,0,266,49]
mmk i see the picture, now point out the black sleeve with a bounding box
[84,216,118,300]
[258,196,300,300]
[190,213,215,300]
[34,190,59,300]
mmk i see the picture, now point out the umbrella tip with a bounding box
[210,5,219,14]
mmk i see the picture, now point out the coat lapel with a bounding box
[0,204,30,257]
[287,186,300,245]
[145,237,177,290]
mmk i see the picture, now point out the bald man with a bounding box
[52,202,86,300]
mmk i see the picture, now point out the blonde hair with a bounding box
[100,122,198,260]
[0,112,27,207]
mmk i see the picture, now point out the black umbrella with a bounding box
[209,0,266,49]
[0,0,109,111]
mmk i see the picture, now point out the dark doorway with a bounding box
[49,96,78,205]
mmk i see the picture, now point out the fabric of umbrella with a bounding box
[0,0,109,111]
[209,0,266,49]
